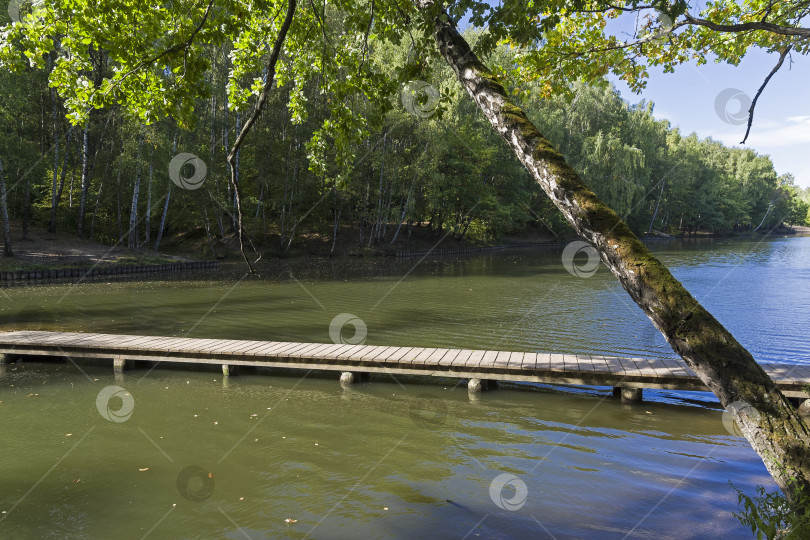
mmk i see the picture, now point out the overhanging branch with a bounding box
[741,44,792,144]
[226,0,297,271]
[684,12,810,38]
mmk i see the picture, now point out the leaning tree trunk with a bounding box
[417,3,810,499]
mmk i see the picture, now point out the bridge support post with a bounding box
[113,357,129,372]
[468,379,498,393]
[222,365,240,377]
[614,386,643,403]
[340,372,370,386]
[0,353,6,365]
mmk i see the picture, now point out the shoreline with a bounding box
[1,220,807,278]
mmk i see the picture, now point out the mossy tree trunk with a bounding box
[417,3,810,499]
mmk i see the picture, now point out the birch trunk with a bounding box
[155,132,177,252]
[21,166,30,240]
[144,146,154,246]
[647,177,665,234]
[390,173,416,246]
[233,112,241,234]
[128,131,144,249]
[418,3,810,498]
[331,187,342,256]
[0,157,12,257]
[48,86,60,233]
[76,122,90,238]
[90,156,107,239]
[51,128,72,232]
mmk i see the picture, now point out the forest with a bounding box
[0,22,808,259]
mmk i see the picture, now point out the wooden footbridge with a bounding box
[2,331,809,402]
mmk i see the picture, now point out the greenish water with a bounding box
[1,236,808,538]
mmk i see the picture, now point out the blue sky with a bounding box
[459,3,809,189]
[611,48,810,189]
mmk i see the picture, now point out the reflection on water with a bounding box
[0,364,769,539]
[0,236,808,538]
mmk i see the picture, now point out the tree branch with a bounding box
[683,12,810,38]
[226,0,297,272]
[98,0,216,102]
[741,44,792,144]
[361,0,375,67]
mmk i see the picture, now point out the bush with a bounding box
[733,480,810,539]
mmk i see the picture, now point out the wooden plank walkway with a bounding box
[1,331,809,398]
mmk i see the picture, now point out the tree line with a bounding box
[0,24,807,259]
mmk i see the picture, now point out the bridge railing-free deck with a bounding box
[1,331,809,403]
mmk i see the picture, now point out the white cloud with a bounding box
[712,116,810,148]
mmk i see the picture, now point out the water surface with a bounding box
[1,236,808,538]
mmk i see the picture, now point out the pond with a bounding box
[1,235,808,538]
